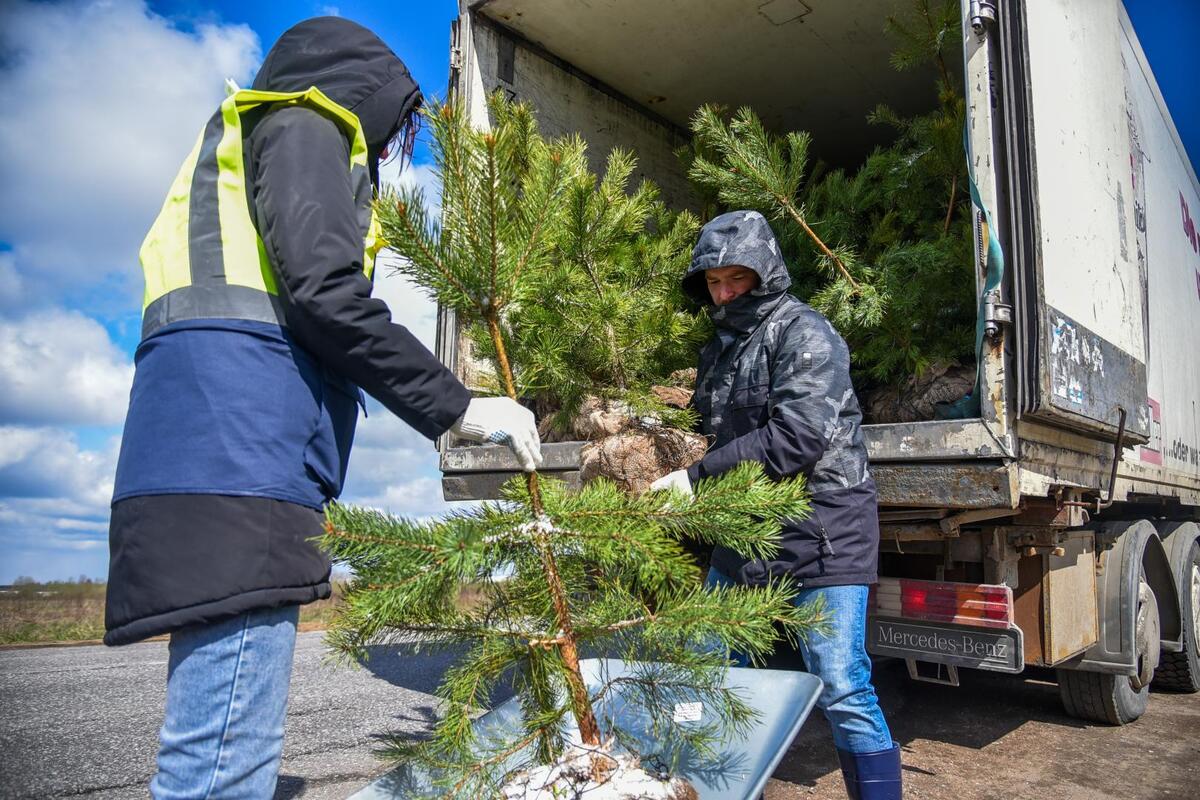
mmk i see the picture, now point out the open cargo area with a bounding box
[440,0,1011,509]
[428,1,1200,722]
[439,0,1200,511]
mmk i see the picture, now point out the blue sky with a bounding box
[1124,0,1199,171]
[0,0,1195,584]
[0,0,459,583]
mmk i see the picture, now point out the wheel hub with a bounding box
[1190,562,1200,653]
[1131,579,1161,690]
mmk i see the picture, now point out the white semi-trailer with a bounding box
[435,0,1200,725]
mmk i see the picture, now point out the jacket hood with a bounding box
[684,210,792,334]
[682,210,791,305]
[251,17,421,182]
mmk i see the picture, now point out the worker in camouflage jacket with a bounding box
[650,210,901,800]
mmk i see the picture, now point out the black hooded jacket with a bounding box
[684,211,879,588]
[105,18,471,646]
[247,17,471,437]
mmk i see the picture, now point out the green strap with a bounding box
[936,126,1006,419]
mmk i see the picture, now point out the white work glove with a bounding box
[451,396,543,472]
[649,469,693,497]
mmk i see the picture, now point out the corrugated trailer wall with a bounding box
[443,8,694,396]
[1019,0,1151,440]
[1118,6,1200,492]
[1007,0,1199,507]
[454,11,693,210]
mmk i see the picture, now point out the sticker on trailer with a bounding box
[868,617,1024,674]
[1047,307,1150,437]
[1139,396,1162,464]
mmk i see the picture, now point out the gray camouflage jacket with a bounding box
[683,210,879,587]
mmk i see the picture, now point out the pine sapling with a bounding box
[684,0,976,397]
[327,94,825,797]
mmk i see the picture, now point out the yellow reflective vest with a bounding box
[138,86,383,338]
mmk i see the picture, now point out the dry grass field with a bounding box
[0,581,348,645]
[0,582,108,644]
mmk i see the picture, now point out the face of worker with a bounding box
[705,265,761,305]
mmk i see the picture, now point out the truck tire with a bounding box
[1154,523,1200,692]
[1057,572,1159,725]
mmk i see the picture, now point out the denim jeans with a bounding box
[706,568,893,754]
[152,605,300,799]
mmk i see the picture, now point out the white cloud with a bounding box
[340,160,464,518]
[380,159,443,212]
[372,161,444,348]
[0,426,117,507]
[0,0,261,300]
[371,255,440,349]
[339,402,460,519]
[349,476,455,520]
[0,309,135,426]
[0,425,118,583]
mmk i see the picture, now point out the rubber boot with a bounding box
[837,743,902,800]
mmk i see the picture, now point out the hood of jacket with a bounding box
[251,16,421,183]
[683,210,792,334]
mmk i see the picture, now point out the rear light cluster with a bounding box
[870,577,1014,629]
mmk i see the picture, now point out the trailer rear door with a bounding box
[1003,0,1150,442]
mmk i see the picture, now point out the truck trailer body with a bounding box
[435,0,1200,725]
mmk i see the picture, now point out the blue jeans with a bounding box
[706,568,893,754]
[152,605,299,799]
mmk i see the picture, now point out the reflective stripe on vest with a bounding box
[138,86,383,339]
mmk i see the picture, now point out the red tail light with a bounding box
[871,578,1014,629]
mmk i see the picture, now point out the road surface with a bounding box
[0,632,457,799]
[2,633,1198,798]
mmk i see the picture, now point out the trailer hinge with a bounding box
[969,0,998,36]
[982,289,1012,338]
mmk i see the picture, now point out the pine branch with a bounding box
[379,189,472,306]
[687,104,887,326]
[343,92,825,788]
[486,132,500,310]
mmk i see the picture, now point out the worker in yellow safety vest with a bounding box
[105,17,542,797]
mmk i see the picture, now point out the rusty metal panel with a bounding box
[1035,307,1150,441]
[1017,420,1200,505]
[1014,553,1045,665]
[441,441,582,473]
[871,462,1018,510]
[863,420,1014,462]
[442,470,582,501]
[1043,530,1100,664]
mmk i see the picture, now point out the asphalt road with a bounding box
[771,658,1200,800]
[0,632,460,799]
[2,635,1198,799]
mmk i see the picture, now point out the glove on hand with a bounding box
[648,469,693,497]
[451,397,544,472]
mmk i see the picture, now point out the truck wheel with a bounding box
[1057,572,1160,725]
[1154,532,1200,692]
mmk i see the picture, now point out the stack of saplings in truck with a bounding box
[425,0,1200,728]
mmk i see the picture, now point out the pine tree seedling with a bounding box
[324,94,825,798]
[685,0,977,397]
